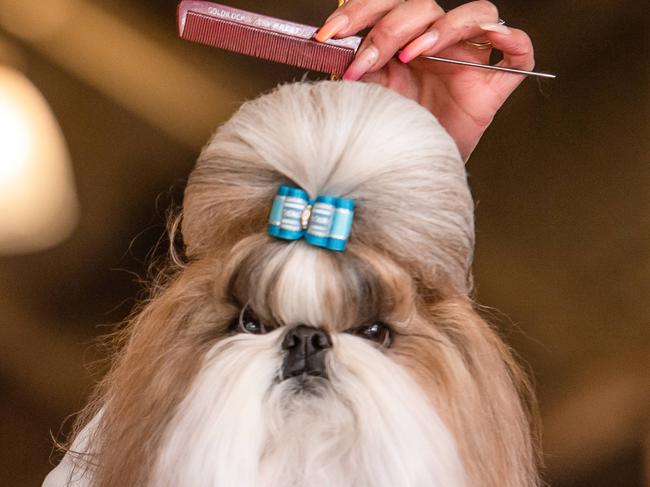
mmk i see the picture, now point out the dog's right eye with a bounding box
[236,308,267,335]
[348,322,392,348]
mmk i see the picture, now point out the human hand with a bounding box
[315,0,535,161]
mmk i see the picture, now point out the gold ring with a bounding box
[464,39,493,50]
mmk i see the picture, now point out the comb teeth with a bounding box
[182,12,356,75]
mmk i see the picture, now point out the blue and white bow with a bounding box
[268,185,355,251]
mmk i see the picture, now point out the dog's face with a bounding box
[151,239,465,487]
[72,81,539,487]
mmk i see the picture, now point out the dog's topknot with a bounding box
[182,81,474,295]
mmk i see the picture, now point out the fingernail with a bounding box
[315,15,349,42]
[479,22,511,34]
[398,30,439,63]
[343,45,379,81]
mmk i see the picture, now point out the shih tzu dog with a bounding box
[45,81,540,487]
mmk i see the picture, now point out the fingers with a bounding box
[341,0,446,80]
[486,27,535,93]
[315,0,402,42]
[317,0,526,84]
[330,0,500,80]
[490,27,535,70]
[400,1,501,61]
[360,59,421,101]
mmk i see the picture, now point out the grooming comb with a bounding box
[177,1,556,79]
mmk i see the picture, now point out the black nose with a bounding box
[281,325,331,380]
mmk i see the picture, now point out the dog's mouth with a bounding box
[273,372,329,398]
[287,374,328,394]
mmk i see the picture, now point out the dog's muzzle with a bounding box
[281,325,331,380]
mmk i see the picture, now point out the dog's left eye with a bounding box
[236,309,267,335]
[349,322,392,348]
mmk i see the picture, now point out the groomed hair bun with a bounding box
[182,81,474,294]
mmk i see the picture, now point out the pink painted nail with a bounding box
[343,45,379,81]
[398,30,439,63]
[479,22,511,34]
[315,15,349,43]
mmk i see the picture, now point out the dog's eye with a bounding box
[236,308,267,335]
[349,322,392,348]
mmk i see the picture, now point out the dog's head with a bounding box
[79,82,539,487]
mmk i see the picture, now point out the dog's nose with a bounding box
[281,325,331,380]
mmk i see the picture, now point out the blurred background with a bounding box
[0,0,648,485]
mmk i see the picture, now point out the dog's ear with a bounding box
[402,297,541,486]
[71,259,233,486]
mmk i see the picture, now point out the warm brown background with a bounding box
[0,0,648,485]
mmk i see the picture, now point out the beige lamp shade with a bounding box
[0,66,78,254]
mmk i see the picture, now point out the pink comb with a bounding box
[177,0,556,79]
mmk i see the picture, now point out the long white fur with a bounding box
[253,243,331,327]
[154,330,465,487]
[152,332,280,486]
[43,413,100,487]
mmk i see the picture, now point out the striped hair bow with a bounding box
[267,185,355,251]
